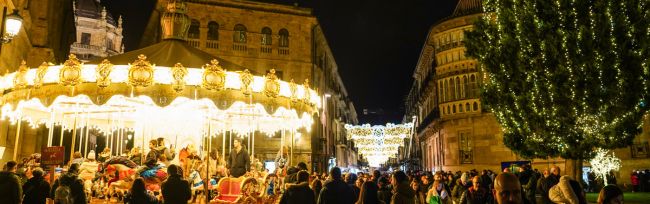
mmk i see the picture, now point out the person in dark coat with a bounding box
[536,169,558,204]
[345,172,361,201]
[51,163,87,204]
[459,176,492,204]
[377,177,393,204]
[390,170,415,204]
[227,138,250,178]
[161,164,191,204]
[280,170,315,204]
[357,181,381,204]
[318,167,356,204]
[0,161,23,204]
[22,168,51,204]
[125,178,158,204]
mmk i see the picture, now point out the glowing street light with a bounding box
[1,9,23,43]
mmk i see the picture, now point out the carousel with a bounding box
[0,0,318,203]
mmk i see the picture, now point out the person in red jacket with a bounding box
[631,171,639,192]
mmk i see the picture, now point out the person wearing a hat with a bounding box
[79,151,99,195]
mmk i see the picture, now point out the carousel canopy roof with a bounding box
[0,0,319,141]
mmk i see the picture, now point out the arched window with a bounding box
[470,74,477,98]
[450,78,456,101]
[443,80,449,102]
[455,77,460,100]
[207,21,219,40]
[188,19,200,39]
[438,81,443,102]
[465,103,470,111]
[279,29,289,47]
[234,24,247,43]
[462,76,468,99]
[261,27,272,45]
[459,103,463,112]
[453,105,456,113]
[473,102,479,111]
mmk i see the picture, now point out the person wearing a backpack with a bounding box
[161,164,191,204]
[22,167,51,204]
[0,161,23,204]
[52,163,87,204]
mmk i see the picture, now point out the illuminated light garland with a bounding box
[589,148,621,186]
[0,63,321,107]
[345,123,413,167]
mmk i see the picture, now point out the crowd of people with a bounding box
[0,137,638,204]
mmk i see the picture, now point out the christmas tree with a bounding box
[464,0,650,175]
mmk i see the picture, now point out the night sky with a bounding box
[102,0,460,124]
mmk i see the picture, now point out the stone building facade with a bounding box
[405,0,650,186]
[70,0,124,61]
[140,0,358,173]
[404,0,518,173]
[0,0,76,164]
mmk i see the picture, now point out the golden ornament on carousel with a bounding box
[34,62,49,89]
[128,54,155,87]
[96,59,114,88]
[240,69,253,95]
[59,54,83,86]
[264,69,280,98]
[13,60,28,89]
[201,59,226,91]
[172,63,188,92]
[289,79,298,102]
[302,79,311,103]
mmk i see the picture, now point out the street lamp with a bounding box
[1,8,23,43]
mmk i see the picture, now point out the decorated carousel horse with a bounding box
[103,162,136,201]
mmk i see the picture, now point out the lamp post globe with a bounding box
[3,9,23,43]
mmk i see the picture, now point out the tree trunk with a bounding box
[565,159,583,181]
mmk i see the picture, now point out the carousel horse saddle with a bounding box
[212,177,244,203]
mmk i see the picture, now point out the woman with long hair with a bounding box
[124,178,158,204]
[356,181,381,204]
[597,185,623,204]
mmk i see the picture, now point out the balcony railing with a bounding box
[278,48,289,55]
[261,46,272,54]
[233,43,247,52]
[71,43,102,50]
[206,40,219,49]
[187,39,200,48]
[435,41,465,53]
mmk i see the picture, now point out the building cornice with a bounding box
[186,0,313,17]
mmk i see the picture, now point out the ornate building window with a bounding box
[81,33,91,45]
[261,27,272,45]
[438,81,443,102]
[188,19,200,39]
[107,39,114,51]
[470,74,478,98]
[455,77,460,100]
[279,28,289,47]
[234,24,247,43]
[207,21,219,40]
[443,80,449,102]
[462,75,468,99]
[450,78,456,101]
[459,131,473,164]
